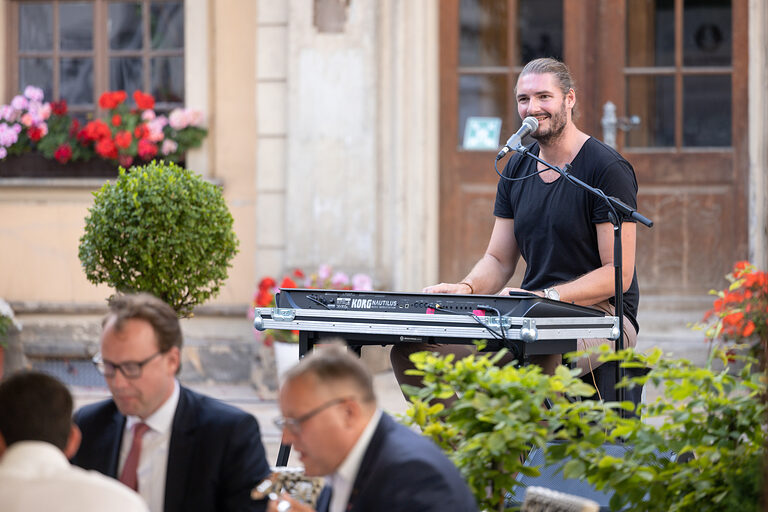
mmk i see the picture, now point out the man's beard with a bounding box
[532,99,568,145]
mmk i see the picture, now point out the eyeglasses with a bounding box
[92,351,163,379]
[273,396,352,434]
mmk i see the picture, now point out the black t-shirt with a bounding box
[493,137,640,331]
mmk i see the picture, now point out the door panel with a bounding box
[439,0,748,300]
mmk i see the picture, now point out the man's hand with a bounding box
[422,282,472,294]
[498,287,541,297]
[266,493,316,512]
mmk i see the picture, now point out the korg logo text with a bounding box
[351,299,373,309]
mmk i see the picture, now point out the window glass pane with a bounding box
[458,74,507,146]
[110,57,143,96]
[151,1,184,49]
[459,0,508,67]
[683,74,730,146]
[61,2,94,51]
[625,75,674,147]
[19,3,53,51]
[518,0,563,63]
[109,2,143,50]
[627,0,674,67]
[61,58,94,105]
[151,56,184,103]
[683,0,731,66]
[19,58,53,99]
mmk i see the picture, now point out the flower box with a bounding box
[0,152,119,179]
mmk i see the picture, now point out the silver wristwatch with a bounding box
[543,287,560,301]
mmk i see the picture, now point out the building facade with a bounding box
[1,0,766,383]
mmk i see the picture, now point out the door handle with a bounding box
[601,101,641,148]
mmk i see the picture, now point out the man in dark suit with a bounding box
[267,343,477,512]
[72,293,271,512]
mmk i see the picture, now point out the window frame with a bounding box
[5,0,185,118]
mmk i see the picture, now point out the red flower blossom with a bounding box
[259,277,277,291]
[82,119,111,142]
[118,154,134,168]
[137,139,158,159]
[111,114,122,127]
[69,118,81,137]
[115,130,132,149]
[95,137,118,159]
[51,99,68,116]
[293,268,306,279]
[134,124,149,139]
[28,125,44,142]
[53,144,72,164]
[133,90,155,111]
[255,289,274,307]
[99,90,127,110]
[280,277,298,289]
[699,262,768,360]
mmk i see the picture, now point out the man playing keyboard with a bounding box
[391,57,640,388]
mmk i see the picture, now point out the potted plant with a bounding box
[78,160,239,317]
[696,261,768,368]
[251,264,374,379]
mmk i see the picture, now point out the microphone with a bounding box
[495,116,539,160]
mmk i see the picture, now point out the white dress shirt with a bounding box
[0,441,148,512]
[118,379,180,512]
[327,409,382,512]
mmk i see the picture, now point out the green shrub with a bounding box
[78,160,239,316]
[403,346,765,512]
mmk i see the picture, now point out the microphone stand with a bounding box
[513,145,653,408]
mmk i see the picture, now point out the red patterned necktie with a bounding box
[119,422,150,491]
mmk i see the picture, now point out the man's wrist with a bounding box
[458,281,474,294]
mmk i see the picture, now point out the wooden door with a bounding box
[439,0,748,302]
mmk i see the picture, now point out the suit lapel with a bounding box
[163,386,198,512]
[345,414,388,512]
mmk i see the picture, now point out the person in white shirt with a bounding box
[267,342,477,512]
[0,370,148,512]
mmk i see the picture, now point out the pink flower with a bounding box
[0,123,21,146]
[20,113,34,127]
[146,118,166,142]
[11,95,28,111]
[161,139,178,155]
[317,264,332,281]
[141,109,156,121]
[0,147,6,159]
[23,85,44,102]
[331,272,349,287]
[168,108,189,130]
[352,273,373,291]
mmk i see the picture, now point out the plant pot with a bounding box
[274,341,300,382]
[0,152,120,178]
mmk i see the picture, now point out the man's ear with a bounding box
[64,423,82,460]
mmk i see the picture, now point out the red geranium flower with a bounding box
[133,90,155,111]
[95,137,118,159]
[51,99,68,116]
[259,277,277,291]
[111,114,122,127]
[53,144,72,164]
[28,125,45,141]
[137,138,158,159]
[134,124,149,139]
[118,154,134,168]
[115,130,132,149]
[99,90,127,110]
